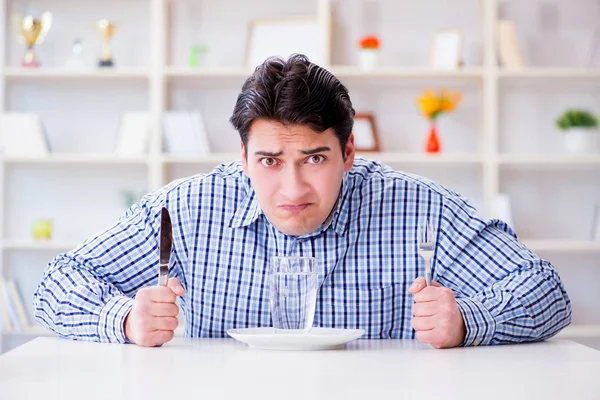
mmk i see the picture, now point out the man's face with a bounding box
[241,119,355,236]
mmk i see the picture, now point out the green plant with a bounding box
[556,109,598,131]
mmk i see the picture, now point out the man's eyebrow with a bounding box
[300,146,331,155]
[254,150,283,157]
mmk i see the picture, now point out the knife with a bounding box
[158,207,172,287]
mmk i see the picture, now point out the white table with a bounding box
[0,337,599,400]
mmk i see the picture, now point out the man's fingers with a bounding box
[413,286,441,303]
[412,301,437,317]
[408,278,442,294]
[143,286,177,303]
[415,329,436,346]
[151,303,180,317]
[166,278,185,296]
[408,277,427,294]
[411,316,435,331]
[141,330,175,347]
[152,316,179,331]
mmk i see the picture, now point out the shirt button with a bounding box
[473,339,481,346]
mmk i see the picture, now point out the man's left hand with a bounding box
[408,277,466,349]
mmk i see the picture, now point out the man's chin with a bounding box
[273,221,320,237]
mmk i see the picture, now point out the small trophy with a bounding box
[14,12,53,68]
[95,19,116,67]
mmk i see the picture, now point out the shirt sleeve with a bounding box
[33,188,186,343]
[433,194,572,346]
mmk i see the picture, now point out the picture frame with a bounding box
[430,30,463,69]
[352,114,380,152]
[245,17,325,68]
[115,112,150,157]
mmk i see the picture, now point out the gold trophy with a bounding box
[96,19,116,67]
[14,12,52,67]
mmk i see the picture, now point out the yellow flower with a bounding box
[439,89,462,112]
[417,88,461,121]
[417,90,441,120]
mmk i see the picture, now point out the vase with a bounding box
[359,49,379,70]
[563,128,598,154]
[425,123,441,153]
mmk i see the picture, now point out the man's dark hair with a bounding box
[230,54,355,154]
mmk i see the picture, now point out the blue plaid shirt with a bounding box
[33,157,572,346]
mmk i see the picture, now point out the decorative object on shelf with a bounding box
[0,113,50,157]
[591,200,600,241]
[556,109,599,154]
[121,190,144,210]
[358,35,380,70]
[32,219,53,241]
[430,30,463,69]
[95,19,116,67]
[352,114,380,152]
[13,12,53,67]
[115,112,150,157]
[416,89,462,153]
[497,20,525,69]
[163,110,211,156]
[64,38,88,70]
[246,17,325,68]
[189,45,208,67]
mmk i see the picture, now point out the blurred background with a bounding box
[0,0,599,352]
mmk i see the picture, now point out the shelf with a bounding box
[2,241,78,251]
[498,68,600,79]
[165,66,253,78]
[524,240,600,253]
[498,154,600,167]
[161,152,482,165]
[3,68,150,80]
[2,154,149,165]
[555,324,600,338]
[161,153,240,164]
[329,66,485,79]
[363,152,482,164]
[165,66,485,80]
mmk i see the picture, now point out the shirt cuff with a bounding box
[97,295,134,344]
[455,297,496,347]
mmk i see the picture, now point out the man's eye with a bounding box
[307,155,325,164]
[260,158,277,167]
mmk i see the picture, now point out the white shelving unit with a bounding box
[0,0,598,341]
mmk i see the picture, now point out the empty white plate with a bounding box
[226,327,365,351]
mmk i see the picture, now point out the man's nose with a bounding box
[279,166,310,201]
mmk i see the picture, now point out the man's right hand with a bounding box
[124,277,185,347]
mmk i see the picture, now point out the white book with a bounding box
[115,112,150,157]
[6,279,31,330]
[190,110,211,155]
[0,112,50,157]
[163,111,200,156]
[497,20,525,69]
[0,277,15,332]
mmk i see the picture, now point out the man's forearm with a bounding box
[33,253,134,343]
[455,260,572,346]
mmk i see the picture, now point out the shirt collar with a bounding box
[228,174,263,229]
[229,170,353,236]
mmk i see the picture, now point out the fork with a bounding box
[418,219,435,286]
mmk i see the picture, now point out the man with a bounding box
[34,54,571,349]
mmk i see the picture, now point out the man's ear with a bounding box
[344,134,355,172]
[241,141,249,176]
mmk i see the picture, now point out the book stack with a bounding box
[0,277,32,333]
